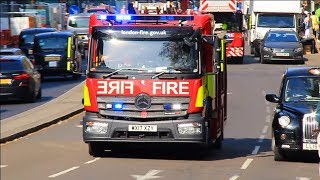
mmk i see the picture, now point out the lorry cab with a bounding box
[19,28,57,59]
[32,31,82,79]
[67,13,91,57]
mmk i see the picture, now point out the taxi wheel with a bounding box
[88,142,105,157]
[272,136,286,161]
[26,89,37,103]
[261,56,267,64]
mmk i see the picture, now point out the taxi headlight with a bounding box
[85,121,108,134]
[278,116,291,127]
[263,47,272,51]
[294,47,303,52]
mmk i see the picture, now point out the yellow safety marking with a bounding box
[67,37,71,58]
[67,61,71,71]
[195,86,204,107]
[207,74,215,98]
[83,84,91,106]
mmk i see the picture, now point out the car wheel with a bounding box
[36,87,42,99]
[88,142,105,157]
[261,55,267,64]
[254,47,260,57]
[72,73,82,80]
[26,89,37,103]
[272,135,286,161]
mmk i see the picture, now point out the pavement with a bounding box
[0,54,319,143]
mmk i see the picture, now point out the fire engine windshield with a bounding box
[91,38,198,73]
[68,17,90,28]
[213,12,243,32]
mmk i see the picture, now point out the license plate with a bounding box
[48,61,58,67]
[276,53,289,56]
[45,56,60,61]
[302,143,318,150]
[128,125,157,132]
[0,79,11,84]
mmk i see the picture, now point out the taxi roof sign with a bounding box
[309,68,320,75]
[97,14,194,21]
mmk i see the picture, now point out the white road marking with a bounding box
[84,158,100,164]
[266,106,271,114]
[48,166,80,178]
[251,146,260,155]
[258,135,265,143]
[240,158,253,170]
[0,165,8,168]
[265,115,271,123]
[262,125,269,134]
[229,174,240,180]
[131,170,163,180]
[76,125,82,128]
[296,177,310,180]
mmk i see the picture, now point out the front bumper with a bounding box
[83,112,206,143]
[261,50,303,61]
[274,129,317,152]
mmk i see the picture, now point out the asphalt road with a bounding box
[0,58,87,120]
[1,54,318,180]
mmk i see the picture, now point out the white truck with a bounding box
[246,0,301,56]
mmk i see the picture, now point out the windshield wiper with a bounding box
[103,68,147,79]
[152,71,166,79]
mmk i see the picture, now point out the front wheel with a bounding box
[272,136,286,161]
[88,142,105,157]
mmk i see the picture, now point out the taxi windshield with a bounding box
[92,38,198,73]
[37,37,68,50]
[284,77,320,102]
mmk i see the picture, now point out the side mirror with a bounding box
[265,94,280,103]
[183,37,195,47]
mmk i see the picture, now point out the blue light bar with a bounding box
[97,14,194,21]
[113,103,123,111]
[163,104,172,110]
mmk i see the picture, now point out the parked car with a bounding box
[19,28,57,59]
[265,67,320,161]
[32,31,82,79]
[0,48,23,56]
[260,30,304,64]
[0,55,41,103]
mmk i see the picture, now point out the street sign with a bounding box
[68,5,80,14]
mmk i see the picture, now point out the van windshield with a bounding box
[258,14,295,28]
[68,17,90,28]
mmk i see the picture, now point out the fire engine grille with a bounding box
[96,96,190,120]
[302,113,319,143]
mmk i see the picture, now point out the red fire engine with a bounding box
[199,0,245,64]
[82,13,227,156]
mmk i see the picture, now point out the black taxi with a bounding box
[32,31,82,79]
[266,67,320,161]
[19,28,57,59]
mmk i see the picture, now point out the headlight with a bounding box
[177,123,202,135]
[263,47,272,51]
[294,47,303,52]
[85,121,108,134]
[278,116,291,127]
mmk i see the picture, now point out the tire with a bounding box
[72,73,82,80]
[213,132,223,149]
[26,89,37,103]
[261,55,267,64]
[237,57,244,64]
[254,47,260,57]
[250,46,254,55]
[272,136,286,161]
[88,142,105,157]
[36,87,42,99]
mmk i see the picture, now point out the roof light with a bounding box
[309,68,320,75]
[97,14,194,21]
[116,15,131,21]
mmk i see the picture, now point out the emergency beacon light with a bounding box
[97,14,194,21]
